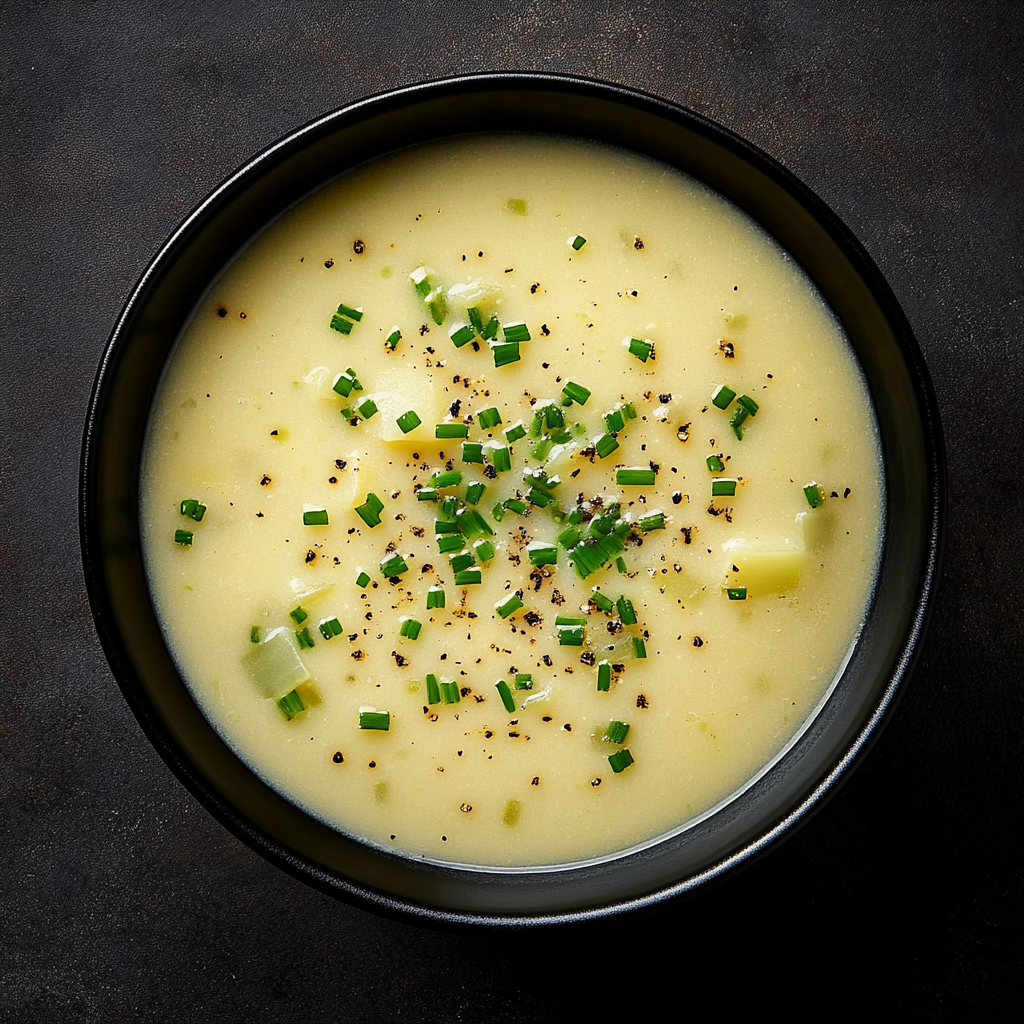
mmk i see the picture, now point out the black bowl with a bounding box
[80,73,944,926]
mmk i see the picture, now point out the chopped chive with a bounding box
[491,445,512,473]
[597,660,611,692]
[473,539,495,563]
[295,626,315,650]
[480,315,500,341]
[461,507,494,537]
[711,478,737,498]
[174,528,193,546]
[711,384,736,409]
[467,306,484,333]
[502,321,531,343]
[729,405,749,440]
[396,410,421,434]
[604,409,625,434]
[561,381,591,406]
[515,672,533,690]
[558,525,581,549]
[555,614,587,626]
[569,234,587,251]
[426,586,446,610]
[526,486,554,508]
[594,433,620,459]
[615,556,628,574]
[439,495,458,520]
[529,410,544,438]
[440,680,460,704]
[454,568,482,586]
[354,498,382,528]
[449,323,475,348]
[399,617,422,640]
[427,287,447,325]
[626,336,654,362]
[495,593,523,618]
[638,511,666,533]
[591,590,614,614]
[530,437,553,462]
[379,553,409,577]
[329,314,355,335]
[477,407,502,430]
[461,442,484,464]
[366,492,384,514]
[385,326,401,350]
[706,454,725,473]
[356,397,377,420]
[277,689,306,720]
[302,506,329,526]
[432,470,463,488]
[434,518,461,534]
[737,394,760,417]
[621,402,637,421]
[557,624,585,647]
[435,422,469,439]
[616,596,638,625]
[417,487,438,502]
[526,541,557,567]
[336,302,363,322]
[289,605,308,625]
[495,680,516,714]
[631,637,648,658]
[803,482,825,509]
[318,616,343,640]
[491,502,506,522]
[605,720,630,744]
[491,341,521,367]
[179,498,206,522]
[358,709,390,731]
[727,586,748,600]
[448,551,475,574]
[504,421,527,444]
[249,625,262,644]
[616,467,656,486]
[410,266,432,297]
[437,534,462,553]
[608,748,634,773]
[355,571,371,589]
[465,481,486,505]
[504,497,528,515]
[543,403,564,430]
[426,673,441,704]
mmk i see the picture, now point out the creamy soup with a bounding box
[140,134,882,867]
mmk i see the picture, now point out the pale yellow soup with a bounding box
[140,134,882,868]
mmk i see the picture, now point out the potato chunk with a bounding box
[370,364,443,446]
[722,538,804,595]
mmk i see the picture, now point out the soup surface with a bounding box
[141,134,882,867]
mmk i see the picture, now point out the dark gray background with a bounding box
[2,2,1021,1020]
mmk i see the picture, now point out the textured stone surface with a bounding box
[1,2,1020,1020]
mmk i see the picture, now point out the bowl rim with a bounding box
[80,70,945,927]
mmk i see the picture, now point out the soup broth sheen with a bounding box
[141,135,882,867]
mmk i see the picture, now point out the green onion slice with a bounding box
[638,511,665,533]
[631,637,648,659]
[396,410,421,434]
[336,302,363,322]
[803,482,825,509]
[329,314,354,335]
[302,506,329,526]
[358,709,390,731]
[491,341,521,367]
[277,689,306,720]
[737,394,760,417]
[449,323,475,348]
[711,384,736,409]
[399,617,422,640]
[495,593,523,619]
[604,720,630,744]
[502,321,531,343]
[706,454,725,473]
[711,478,737,498]
[608,748,634,773]
[569,234,587,251]
[454,568,482,586]
[495,679,516,714]
[318,617,343,640]
[461,442,484,464]
[616,595,638,625]
[379,553,409,578]
[289,605,308,625]
[426,673,441,705]
[385,326,401,350]
[174,528,193,546]
[426,586,445,610]
[473,539,495,563]
[597,660,611,692]
[626,337,654,362]
[594,433,620,459]
[295,627,315,650]
[504,421,527,443]
[526,541,557,567]
[515,672,533,690]
[432,470,463,488]
[616,467,657,486]
[435,423,469,439]
[355,571,371,589]
[477,407,502,430]
[465,481,486,506]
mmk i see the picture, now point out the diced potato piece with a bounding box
[301,365,338,402]
[241,627,311,700]
[288,578,336,605]
[371,364,443,446]
[722,538,804,595]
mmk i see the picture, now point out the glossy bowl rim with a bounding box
[80,71,945,927]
